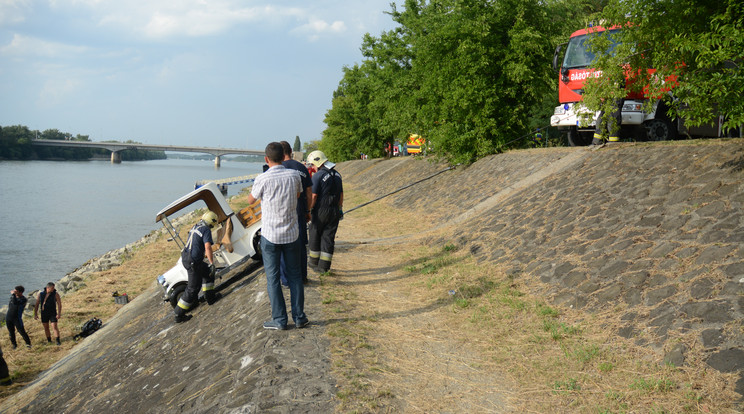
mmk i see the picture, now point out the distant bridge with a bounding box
[31,139,265,167]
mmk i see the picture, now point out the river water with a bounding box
[0,158,263,295]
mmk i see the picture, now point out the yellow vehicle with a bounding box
[406,134,425,155]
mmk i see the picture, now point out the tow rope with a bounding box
[344,163,461,215]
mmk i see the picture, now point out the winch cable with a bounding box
[344,163,461,215]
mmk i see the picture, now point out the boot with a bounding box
[206,292,222,305]
[55,337,61,346]
[174,307,192,323]
[308,256,319,271]
[318,259,332,273]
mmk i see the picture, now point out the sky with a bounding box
[0,0,399,150]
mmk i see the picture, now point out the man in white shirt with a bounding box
[246,142,309,330]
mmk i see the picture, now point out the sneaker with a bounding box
[25,344,31,349]
[262,321,286,330]
[175,314,192,324]
[295,318,310,329]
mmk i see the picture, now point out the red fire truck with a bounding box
[550,25,734,146]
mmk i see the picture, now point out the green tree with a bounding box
[0,125,34,159]
[583,0,744,131]
[293,136,301,152]
[302,140,320,153]
[321,0,593,163]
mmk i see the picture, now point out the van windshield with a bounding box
[562,29,621,69]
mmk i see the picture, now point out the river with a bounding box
[0,158,263,295]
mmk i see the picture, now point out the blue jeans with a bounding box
[261,236,306,327]
[281,215,308,285]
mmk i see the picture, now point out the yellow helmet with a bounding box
[201,211,219,229]
[307,150,328,168]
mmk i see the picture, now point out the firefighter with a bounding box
[592,98,623,145]
[307,150,343,273]
[174,211,220,323]
[592,72,626,145]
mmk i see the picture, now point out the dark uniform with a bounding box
[0,346,10,385]
[6,294,31,348]
[309,165,343,272]
[174,220,216,322]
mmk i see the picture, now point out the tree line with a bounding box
[319,0,743,164]
[0,125,166,161]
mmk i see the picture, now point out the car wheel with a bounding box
[169,284,186,308]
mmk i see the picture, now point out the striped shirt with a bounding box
[251,165,301,244]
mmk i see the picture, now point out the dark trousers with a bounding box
[0,350,10,385]
[6,317,31,346]
[174,261,215,317]
[594,98,624,142]
[309,216,340,272]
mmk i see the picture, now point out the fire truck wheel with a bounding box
[644,117,677,141]
[567,129,593,146]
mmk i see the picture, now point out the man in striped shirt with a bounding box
[246,142,309,330]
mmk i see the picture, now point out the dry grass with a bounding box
[320,188,742,413]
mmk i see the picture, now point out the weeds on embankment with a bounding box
[409,243,736,412]
[319,189,740,413]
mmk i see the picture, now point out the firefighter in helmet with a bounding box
[307,150,343,273]
[174,210,220,323]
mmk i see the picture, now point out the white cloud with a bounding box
[90,1,307,39]
[0,34,88,58]
[0,0,32,24]
[291,18,347,41]
[41,0,358,41]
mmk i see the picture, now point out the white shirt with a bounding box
[250,165,301,244]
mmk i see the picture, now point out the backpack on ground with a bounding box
[73,317,102,340]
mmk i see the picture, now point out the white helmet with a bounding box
[201,211,219,229]
[307,150,328,168]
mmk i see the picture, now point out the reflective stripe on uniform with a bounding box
[202,283,214,291]
[320,252,333,261]
[593,133,603,140]
[177,298,193,310]
[309,250,320,259]
[608,136,620,142]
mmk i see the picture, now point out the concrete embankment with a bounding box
[341,141,744,397]
[0,140,742,412]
